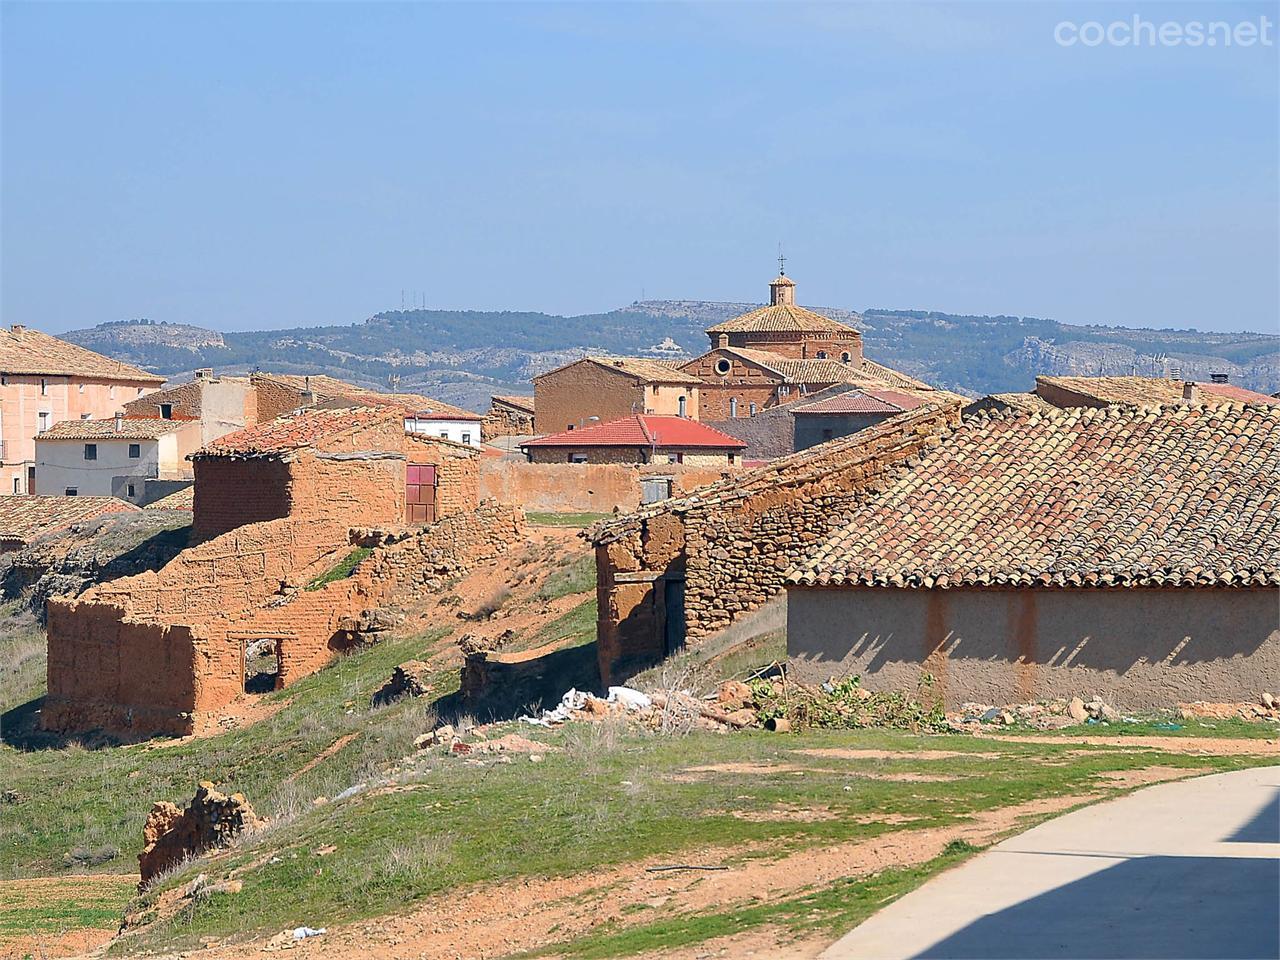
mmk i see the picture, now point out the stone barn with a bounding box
[587,402,965,683]
[786,403,1280,710]
[42,406,502,739]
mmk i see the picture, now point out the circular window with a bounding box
[714,358,732,376]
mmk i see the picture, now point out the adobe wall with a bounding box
[786,585,1280,709]
[1033,380,1105,409]
[406,436,480,519]
[534,364,647,435]
[592,404,962,683]
[480,459,729,513]
[192,457,292,540]
[43,504,527,739]
[480,401,535,442]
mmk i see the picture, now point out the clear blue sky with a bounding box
[2,1,1276,334]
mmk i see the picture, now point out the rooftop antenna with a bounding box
[777,244,786,277]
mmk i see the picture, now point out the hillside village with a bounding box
[1,271,1278,959]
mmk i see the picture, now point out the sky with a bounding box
[2,1,1277,335]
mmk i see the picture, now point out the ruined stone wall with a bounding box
[480,402,535,442]
[251,377,307,422]
[592,404,962,682]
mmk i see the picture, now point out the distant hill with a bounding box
[61,304,1280,411]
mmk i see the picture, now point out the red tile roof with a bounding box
[198,406,402,457]
[0,495,140,544]
[522,415,747,450]
[792,387,930,416]
[37,418,190,441]
[0,326,165,382]
[789,403,1280,589]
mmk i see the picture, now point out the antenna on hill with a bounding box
[388,373,401,391]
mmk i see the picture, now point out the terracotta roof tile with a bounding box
[792,387,930,415]
[535,356,703,385]
[491,394,535,413]
[144,486,194,511]
[37,418,190,441]
[199,406,402,457]
[707,303,858,336]
[0,495,139,544]
[523,415,746,450]
[1036,375,1280,408]
[965,392,1059,416]
[788,403,1280,589]
[0,327,165,382]
[252,372,480,420]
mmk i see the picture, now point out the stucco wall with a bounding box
[793,412,889,452]
[786,585,1280,709]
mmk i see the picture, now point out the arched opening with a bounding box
[729,397,739,418]
[841,351,852,363]
[678,395,687,417]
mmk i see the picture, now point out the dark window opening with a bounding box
[65,487,78,496]
[822,428,834,441]
[127,483,136,498]
[128,443,141,458]
[244,638,281,694]
[83,444,97,461]
[159,403,173,419]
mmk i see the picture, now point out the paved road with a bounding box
[821,765,1280,960]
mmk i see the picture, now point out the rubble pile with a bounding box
[745,675,950,733]
[371,659,433,706]
[1178,695,1280,722]
[138,782,262,887]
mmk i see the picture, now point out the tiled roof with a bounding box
[491,394,535,413]
[0,495,139,543]
[965,392,1059,415]
[523,415,747,450]
[0,327,165,382]
[707,348,940,392]
[144,486,194,511]
[252,373,481,420]
[853,357,936,391]
[36,418,189,441]
[199,406,402,457]
[792,387,930,416]
[1036,376,1280,408]
[535,356,703,385]
[707,303,859,336]
[788,403,1280,589]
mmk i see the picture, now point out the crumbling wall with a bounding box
[192,457,293,540]
[591,404,962,682]
[480,401,535,441]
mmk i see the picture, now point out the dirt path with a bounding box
[0,873,135,960]
[138,791,1106,960]
[979,733,1279,756]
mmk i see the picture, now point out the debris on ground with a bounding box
[138,782,262,887]
[371,659,434,706]
[1179,698,1280,721]
[292,926,326,940]
[749,674,949,733]
[518,686,652,727]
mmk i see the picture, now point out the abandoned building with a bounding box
[42,405,520,739]
[0,494,140,553]
[678,273,945,421]
[587,400,966,682]
[532,357,702,434]
[0,324,165,495]
[481,395,536,441]
[785,402,1280,709]
[520,415,746,466]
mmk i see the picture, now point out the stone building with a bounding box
[520,414,746,466]
[42,404,506,739]
[0,325,165,495]
[679,274,942,421]
[587,401,965,682]
[532,357,702,435]
[786,402,1280,709]
[481,395,536,441]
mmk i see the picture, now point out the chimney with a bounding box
[717,333,730,348]
[1182,382,1197,402]
[114,411,125,433]
[194,367,213,380]
[1210,372,1229,384]
[10,324,25,334]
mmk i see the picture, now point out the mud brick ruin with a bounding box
[44,406,524,739]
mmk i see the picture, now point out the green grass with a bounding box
[526,512,612,528]
[0,626,453,880]
[112,722,1272,956]
[1029,715,1280,739]
[0,601,45,714]
[536,552,596,601]
[505,597,598,654]
[305,547,373,591]
[0,880,134,937]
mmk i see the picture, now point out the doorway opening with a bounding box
[244,637,282,694]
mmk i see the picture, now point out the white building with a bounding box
[404,411,483,448]
[34,415,201,503]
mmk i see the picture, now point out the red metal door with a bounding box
[406,464,437,524]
